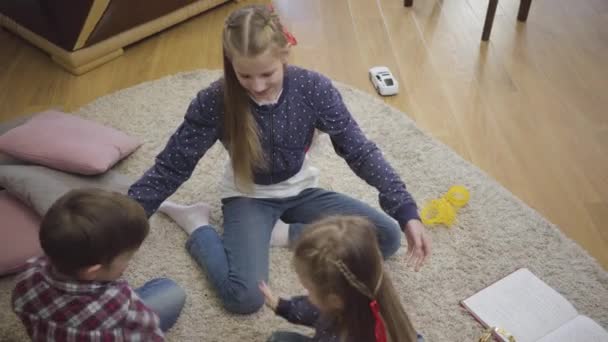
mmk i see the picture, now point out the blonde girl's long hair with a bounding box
[222,4,289,191]
[294,216,418,342]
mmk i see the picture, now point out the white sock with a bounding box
[270,220,290,247]
[158,201,211,235]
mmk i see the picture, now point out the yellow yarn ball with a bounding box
[420,185,470,227]
[445,185,470,208]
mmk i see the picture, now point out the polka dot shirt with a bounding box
[128,66,419,226]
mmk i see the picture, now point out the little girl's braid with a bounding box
[331,259,375,299]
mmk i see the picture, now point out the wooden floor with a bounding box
[1,0,607,268]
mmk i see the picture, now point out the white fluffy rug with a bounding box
[1,70,606,341]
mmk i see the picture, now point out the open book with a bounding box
[461,268,608,342]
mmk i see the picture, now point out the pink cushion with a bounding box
[0,111,141,175]
[0,190,42,276]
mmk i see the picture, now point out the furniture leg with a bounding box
[518,0,532,21]
[482,0,499,41]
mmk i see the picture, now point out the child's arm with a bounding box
[128,82,222,217]
[275,296,321,327]
[309,70,431,269]
[259,281,320,327]
[306,70,419,227]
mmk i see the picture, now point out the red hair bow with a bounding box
[370,300,387,342]
[283,29,298,46]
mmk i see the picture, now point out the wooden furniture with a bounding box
[404,0,532,41]
[0,0,231,74]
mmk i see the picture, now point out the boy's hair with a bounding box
[221,4,289,191]
[294,216,418,342]
[39,188,149,277]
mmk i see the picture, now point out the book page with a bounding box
[462,268,579,342]
[536,315,608,342]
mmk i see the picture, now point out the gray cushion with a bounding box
[0,165,133,216]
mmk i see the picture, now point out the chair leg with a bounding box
[404,0,413,7]
[517,0,532,21]
[482,0,499,41]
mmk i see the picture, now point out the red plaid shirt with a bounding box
[12,257,164,342]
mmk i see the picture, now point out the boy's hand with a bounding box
[259,281,279,311]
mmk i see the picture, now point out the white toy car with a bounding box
[369,66,399,96]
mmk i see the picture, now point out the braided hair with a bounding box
[221,4,290,192]
[294,216,418,342]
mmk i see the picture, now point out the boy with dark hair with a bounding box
[12,188,186,341]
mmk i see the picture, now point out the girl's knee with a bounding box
[379,222,402,258]
[222,282,265,314]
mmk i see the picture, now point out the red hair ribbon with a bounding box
[283,29,298,46]
[266,3,298,46]
[370,300,387,342]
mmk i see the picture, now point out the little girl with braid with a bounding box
[259,216,424,342]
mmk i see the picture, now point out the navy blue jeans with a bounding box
[135,278,186,332]
[186,188,401,314]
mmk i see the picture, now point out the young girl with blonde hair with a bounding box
[260,216,423,342]
[129,4,431,315]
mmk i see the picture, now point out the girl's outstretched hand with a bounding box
[259,281,279,311]
[404,219,431,272]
